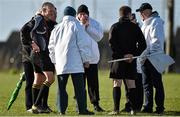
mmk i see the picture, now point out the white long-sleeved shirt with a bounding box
[48,16,91,75]
[79,17,103,64]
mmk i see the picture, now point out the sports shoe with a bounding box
[154,110,164,115]
[130,110,136,115]
[32,105,41,114]
[59,112,65,115]
[154,107,164,114]
[121,102,131,112]
[32,105,47,114]
[43,106,53,113]
[141,108,153,113]
[26,109,32,113]
[121,107,131,112]
[79,109,94,115]
[94,105,105,112]
[108,110,119,115]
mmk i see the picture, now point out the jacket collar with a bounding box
[46,20,57,31]
[63,16,76,21]
[119,17,131,23]
[143,16,153,25]
[143,11,159,25]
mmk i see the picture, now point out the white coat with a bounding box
[48,16,91,75]
[79,17,103,64]
[141,12,165,55]
[140,12,174,73]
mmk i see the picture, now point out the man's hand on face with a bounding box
[83,15,89,27]
[78,13,89,27]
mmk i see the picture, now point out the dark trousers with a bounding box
[135,73,144,110]
[84,64,100,105]
[142,59,165,111]
[57,73,86,113]
[23,61,34,110]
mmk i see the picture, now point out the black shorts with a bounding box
[32,51,54,73]
[109,60,137,79]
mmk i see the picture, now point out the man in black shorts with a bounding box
[108,6,146,115]
[29,2,57,113]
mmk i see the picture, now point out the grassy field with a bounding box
[0,70,180,116]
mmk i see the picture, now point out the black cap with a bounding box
[136,3,152,12]
[64,6,76,16]
[77,4,89,15]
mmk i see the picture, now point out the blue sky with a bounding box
[0,0,180,42]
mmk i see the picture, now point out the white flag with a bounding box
[148,53,175,74]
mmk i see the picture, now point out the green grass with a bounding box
[0,70,180,116]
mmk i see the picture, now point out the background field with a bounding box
[0,70,180,116]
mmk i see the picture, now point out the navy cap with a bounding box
[136,3,152,12]
[64,6,76,16]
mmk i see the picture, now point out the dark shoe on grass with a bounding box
[94,105,105,112]
[154,110,164,115]
[141,108,153,113]
[79,109,94,115]
[121,107,131,112]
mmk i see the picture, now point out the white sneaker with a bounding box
[130,110,136,115]
[108,111,120,115]
[27,109,32,113]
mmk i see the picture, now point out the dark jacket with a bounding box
[109,17,146,79]
[20,14,56,62]
[20,18,34,62]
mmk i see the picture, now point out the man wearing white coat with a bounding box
[136,3,165,114]
[48,6,94,115]
[76,4,104,112]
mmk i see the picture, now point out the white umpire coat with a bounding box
[48,16,91,75]
[79,17,103,64]
[140,12,174,73]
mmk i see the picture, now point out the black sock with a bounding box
[42,87,49,108]
[32,84,41,104]
[34,83,50,106]
[127,88,136,111]
[113,87,121,111]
